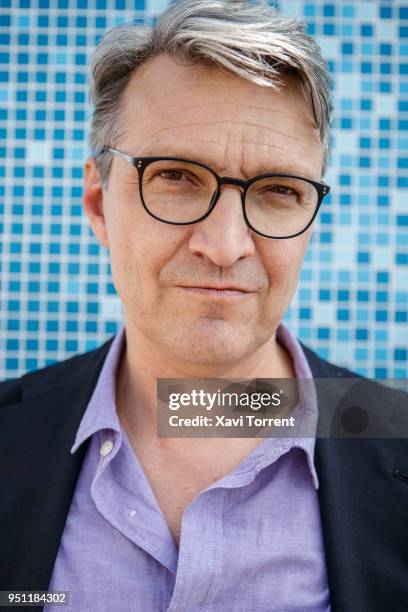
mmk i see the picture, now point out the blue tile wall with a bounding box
[0,0,407,379]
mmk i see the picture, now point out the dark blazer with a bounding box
[0,337,407,612]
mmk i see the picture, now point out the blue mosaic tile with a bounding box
[0,0,406,378]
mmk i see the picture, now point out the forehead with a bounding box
[119,54,323,177]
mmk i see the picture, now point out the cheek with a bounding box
[263,234,311,296]
[111,234,157,294]
[103,206,149,302]
[106,204,188,305]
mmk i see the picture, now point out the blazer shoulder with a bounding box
[300,342,407,440]
[0,335,115,407]
[0,377,21,407]
[300,340,407,400]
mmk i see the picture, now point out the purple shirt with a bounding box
[46,322,331,611]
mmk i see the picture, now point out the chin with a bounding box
[166,318,254,366]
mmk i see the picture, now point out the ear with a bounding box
[83,156,109,249]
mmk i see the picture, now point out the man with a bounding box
[0,1,407,611]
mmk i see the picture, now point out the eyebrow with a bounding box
[139,147,316,179]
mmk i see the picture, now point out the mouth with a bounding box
[176,285,254,297]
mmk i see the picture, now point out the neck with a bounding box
[115,318,296,443]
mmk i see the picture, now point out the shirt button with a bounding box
[100,440,114,456]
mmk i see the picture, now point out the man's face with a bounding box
[84,54,323,366]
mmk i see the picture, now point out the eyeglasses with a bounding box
[100,147,330,239]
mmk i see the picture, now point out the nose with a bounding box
[188,184,256,268]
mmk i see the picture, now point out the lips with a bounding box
[181,285,252,292]
[176,284,254,296]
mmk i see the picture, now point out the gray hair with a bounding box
[88,0,333,188]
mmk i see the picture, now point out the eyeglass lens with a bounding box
[140,159,319,237]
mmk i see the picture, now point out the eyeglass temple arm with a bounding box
[101,147,135,165]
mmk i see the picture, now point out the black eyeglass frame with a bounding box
[100,146,331,239]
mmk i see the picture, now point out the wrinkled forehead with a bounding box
[118,54,323,176]
[122,54,317,129]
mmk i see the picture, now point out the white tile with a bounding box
[148,0,170,13]
[101,296,123,319]
[27,141,52,165]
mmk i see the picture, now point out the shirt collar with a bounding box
[276,321,319,489]
[70,320,319,489]
[70,324,126,454]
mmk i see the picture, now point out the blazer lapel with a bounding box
[0,337,114,595]
[302,344,408,612]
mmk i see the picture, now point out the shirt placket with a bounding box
[167,488,225,611]
[92,429,179,574]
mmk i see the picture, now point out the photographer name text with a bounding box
[167,414,296,428]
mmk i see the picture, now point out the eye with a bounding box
[258,183,299,197]
[268,184,298,195]
[159,169,189,181]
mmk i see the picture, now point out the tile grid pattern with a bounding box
[0,0,407,379]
